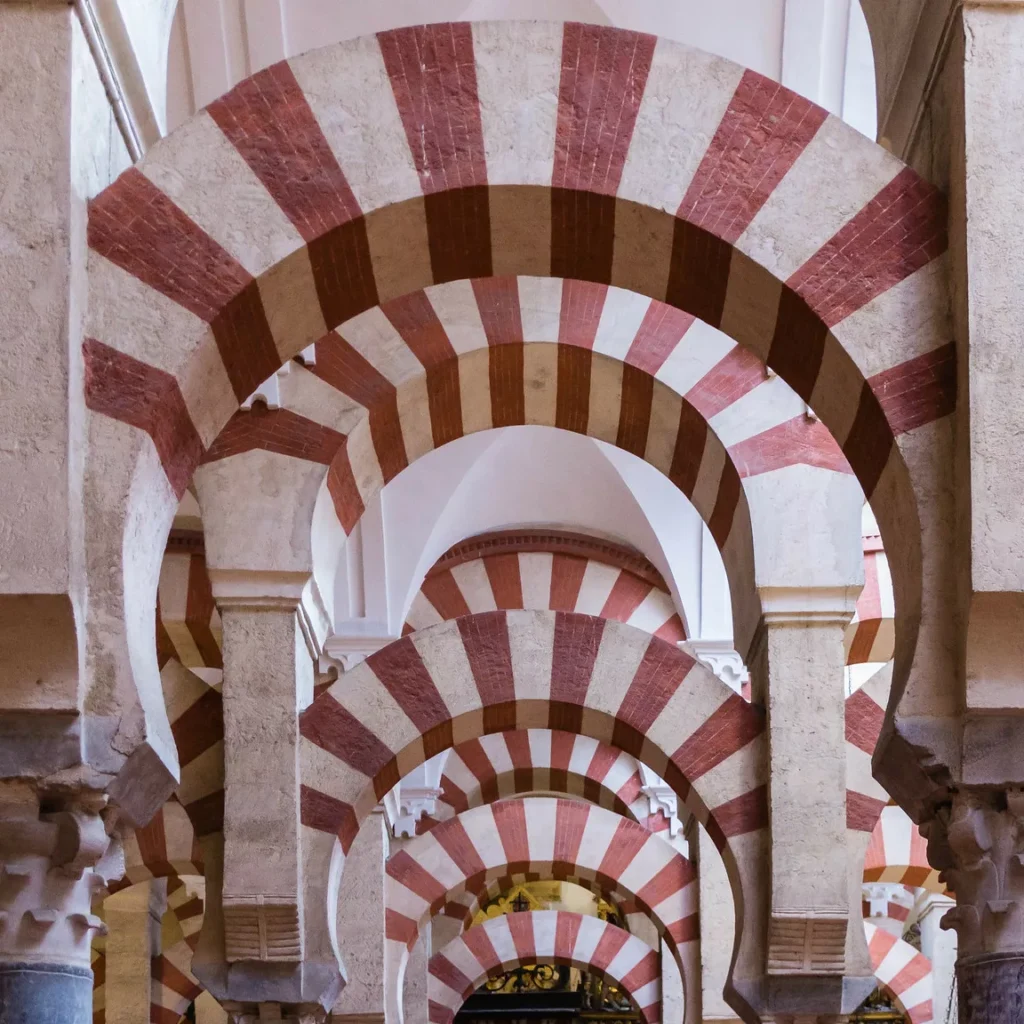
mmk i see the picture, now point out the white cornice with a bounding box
[757,585,861,626]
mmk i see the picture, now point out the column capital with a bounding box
[757,586,861,627]
[922,788,1024,956]
[0,783,123,967]
[208,569,329,661]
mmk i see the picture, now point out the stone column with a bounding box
[916,893,957,1024]
[195,568,333,1017]
[401,937,428,1024]
[332,811,387,1024]
[696,826,741,1024]
[0,783,120,1024]
[102,878,166,1024]
[743,466,869,1020]
[923,790,1024,1024]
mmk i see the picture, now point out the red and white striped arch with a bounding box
[846,535,895,666]
[864,805,943,894]
[419,731,650,836]
[864,922,934,1024]
[405,536,685,643]
[109,800,204,894]
[300,611,765,995]
[386,799,697,956]
[83,22,953,790]
[157,546,221,671]
[429,911,661,1024]
[151,876,205,1024]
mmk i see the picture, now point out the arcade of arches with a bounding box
[2,3,1023,1024]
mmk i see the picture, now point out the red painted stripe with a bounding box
[708,460,742,548]
[668,403,708,496]
[596,818,648,886]
[550,731,575,774]
[489,339,525,428]
[207,61,363,236]
[459,612,516,707]
[88,168,279,402]
[422,569,472,619]
[636,857,693,911]
[846,690,885,755]
[671,694,763,780]
[366,636,450,736]
[728,415,851,478]
[589,922,630,971]
[621,949,661,992]
[433,819,490,881]
[379,23,487,194]
[679,70,827,243]
[184,790,225,839]
[207,62,378,327]
[654,614,686,642]
[428,999,454,1024]
[430,954,474,997]
[555,911,583,962]
[506,910,537,963]
[686,346,767,419]
[586,741,621,785]
[170,688,223,768]
[299,692,393,778]
[473,277,523,345]
[493,799,530,868]
[551,613,605,707]
[326,441,365,534]
[483,553,524,610]
[203,407,344,465]
[869,341,956,435]
[384,291,463,448]
[438,775,469,814]
[185,555,221,668]
[787,167,947,329]
[559,280,608,349]
[625,302,695,375]
[708,784,769,841]
[315,332,409,481]
[456,738,497,800]
[554,24,656,196]
[83,339,204,500]
[379,23,491,283]
[616,364,654,458]
[550,554,588,611]
[617,639,694,734]
[388,848,449,905]
[299,785,353,840]
[600,570,653,623]
[386,908,419,946]
[847,790,887,832]
[553,800,588,866]
[462,923,501,974]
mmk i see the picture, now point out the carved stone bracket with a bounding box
[223,1001,327,1023]
[922,788,1024,956]
[222,894,302,962]
[767,913,847,974]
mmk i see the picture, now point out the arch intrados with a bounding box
[84,23,950,770]
[212,336,762,651]
[411,729,654,834]
[429,910,659,1024]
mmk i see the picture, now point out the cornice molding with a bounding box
[166,528,204,555]
[429,529,668,591]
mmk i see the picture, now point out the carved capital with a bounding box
[922,789,1024,955]
[0,784,119,966]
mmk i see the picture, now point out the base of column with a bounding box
[0,962,92,1024]
[958,951,1024,1023]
